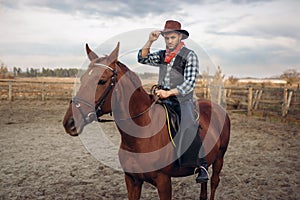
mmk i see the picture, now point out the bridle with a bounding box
[71,61,159,125]
[71,62,118,125]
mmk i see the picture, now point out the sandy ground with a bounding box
[0,100,299,200]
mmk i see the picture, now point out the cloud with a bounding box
[1,0,194,18]
[178,0,300,78]
[230,0,274,4]
[0,0,299,78]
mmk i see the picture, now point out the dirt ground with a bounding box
[0,100,299,200]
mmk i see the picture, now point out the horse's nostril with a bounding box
[63,117,75,129]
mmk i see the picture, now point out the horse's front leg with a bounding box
[125,173,143,200]
[210,156,224,200]
[200,182,208,200]
[154,173,172,200]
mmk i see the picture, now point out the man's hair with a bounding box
[162,31,182,37]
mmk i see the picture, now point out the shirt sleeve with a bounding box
[137,49,162,66]
[176,51,199,96]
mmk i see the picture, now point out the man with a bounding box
[137,20,209,183]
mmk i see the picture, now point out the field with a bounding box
[0,100,299,199]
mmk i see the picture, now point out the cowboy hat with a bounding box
[161,20,189,40]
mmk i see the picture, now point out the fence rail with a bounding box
[0,80,75,101]
[1,80,299,121]
[195,85,300,121]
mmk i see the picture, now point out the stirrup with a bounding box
[195,166,209,183]
[194,166,209,176]
[200,166,209,176]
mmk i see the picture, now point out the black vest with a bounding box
[157,47,193,102]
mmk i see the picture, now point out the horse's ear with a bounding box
[86,43,99,61]
[107,42,120,64]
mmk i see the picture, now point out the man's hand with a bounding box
[141,30,161,58]
[155,88,179,99]
[149,30,161,42]
[155,89,170,99]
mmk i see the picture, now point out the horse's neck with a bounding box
[117,87,170,156]
[134,88,152,115]
[114,68,169,153]
[114,66,152,123]
[123,86,152,124]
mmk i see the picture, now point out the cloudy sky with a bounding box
[0,0,299,78]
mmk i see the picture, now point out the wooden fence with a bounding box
[1,80,299,121]
[0,80,75,101]
[195,85,300,121]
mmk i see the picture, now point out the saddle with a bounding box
[150,86,201,166]
[159,99,200,147]
[157,97,202,168]
[162,102,180,147]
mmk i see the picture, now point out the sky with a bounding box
[0,0,299,78]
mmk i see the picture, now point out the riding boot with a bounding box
[195,157,209,183]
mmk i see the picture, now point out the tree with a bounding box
[17,67,22,76]
[13,67,18,77]
[280,69,300,85]
[212,66,225,85]
[227,75,238,85]
[0,63,8,74]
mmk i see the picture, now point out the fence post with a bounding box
[204,85,209,99]
[247,87,253,116]
[285,90,293,117]
[8,81,12,101]
[254,90,263,110]
[282,87,288,117]
[217,85,222,105]
[41,82,45,101]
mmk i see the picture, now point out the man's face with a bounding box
[164,32,182,51]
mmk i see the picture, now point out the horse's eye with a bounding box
[98,79,107,85]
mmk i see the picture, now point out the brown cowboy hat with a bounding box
[161,20,189,40]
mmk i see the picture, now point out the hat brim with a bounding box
[161,29,189,40]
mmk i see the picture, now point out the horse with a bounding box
[63,42,230,200]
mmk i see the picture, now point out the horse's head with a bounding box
[63,42,120,136]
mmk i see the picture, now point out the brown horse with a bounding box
[63,43,230,200]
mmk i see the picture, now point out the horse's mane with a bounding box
[92,56,144,90]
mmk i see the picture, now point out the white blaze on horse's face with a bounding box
[88,69,94,76]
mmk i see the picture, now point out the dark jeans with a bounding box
[162,97,206,167]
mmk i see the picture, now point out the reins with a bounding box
[116,84,161,120]
[116,95,159,121]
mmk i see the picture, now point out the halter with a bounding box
[71,63,118,125]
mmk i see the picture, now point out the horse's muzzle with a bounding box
[63,117,78,136]
[75,111,98,135]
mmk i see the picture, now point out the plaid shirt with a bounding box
[138,48,199,96]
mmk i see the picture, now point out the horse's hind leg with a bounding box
[125,173,143,200]
[210,156,224,200]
